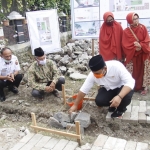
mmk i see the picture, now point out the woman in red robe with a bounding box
[99,11,123,61]
[122,12,150,95]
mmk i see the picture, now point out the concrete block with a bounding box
[139,101,146,107]
[139,106,146,113]
[138,113,147,123]
[44,138,60,149]
[48,117,64,129]
[125,141,137,150]
[54,112,70,123]
[103,137,117,149]
[93,134,108,147]
[106,112,112,121]
[74,112,91,128]
[136,142,148,150]
[147,116,150,124]
[122,112,131,122]
[132,100,140,106]
[113,138,127,150]
[63,141,78,150]
[35,136,51,148]
[91,146,102,150]
[53,139,69,150]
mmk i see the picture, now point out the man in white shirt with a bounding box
[69,55,135,118]
[0,47,23,102]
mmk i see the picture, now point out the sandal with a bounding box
[141,90,148,96]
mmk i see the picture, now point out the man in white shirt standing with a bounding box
[69,55,135,118]
[0,47,23,102]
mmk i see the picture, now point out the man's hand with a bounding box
[110,95,122,108]
[10,73,15,81]
[6,75,14,82]
[49,82,55,91]
[69,104,78,114]
[45,86,53,92]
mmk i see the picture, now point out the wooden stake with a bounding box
[92,39,94,57]
[62,84,66,106]
[31,112,38,133]
[75,121,81,146]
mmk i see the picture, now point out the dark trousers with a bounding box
[32,77,65,98]
[0,74,23,96]
[95,86,134,112]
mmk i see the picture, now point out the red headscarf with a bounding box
[99,12,123,61]
[122,12,150,64]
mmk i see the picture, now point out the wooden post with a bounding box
[62,84,66,106]
[92,39,94,57]
[75,121,81,146]
[31,112,38,133]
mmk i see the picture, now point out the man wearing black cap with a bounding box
[27,47,65,100]
[69,55,135,118]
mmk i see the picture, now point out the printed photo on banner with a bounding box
[74,0,99,8]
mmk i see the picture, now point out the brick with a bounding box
[53,139,69,150]
[125,141,137,150]
[138,113,146,123]
[136,142,148,150]
[139,101,146,107]
[91,146,102,150]
[63,141,78,150]
[93,134,108,147]
[113,138,127,150]
[35,136,51,148]
[132,100,140,106]
[103,137,117,149]
[147,116,150,124]
[44,138,60,149]
[139,106,146,113]
[122,112,131,122]
[106,112,112,121]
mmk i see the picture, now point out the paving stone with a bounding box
[130,106,139,123]
[106,112,112,121]
[125,141,137,150]
[132,106,140,112]
[9,142,26,150]
[139,101,146,107]
[35,136,51,148]
[44,138,60,149]
[147,116,150,124]
[138,113,147,123]
[93,134,108,147]
[139,106,146,113]
[113,138,127,150]
[31,147,41,150]
[146,101,150,106]
[122,112,131,122]
[19,133,35,143]
[53,139,69,150]
[91,146,102,150]
[136,142,148,150]
[103,137,117,149]
[126,105,131,112]
[63,141,78,150]
[132,100,140,106]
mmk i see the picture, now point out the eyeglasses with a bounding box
[106,19,114,23]
[133,18,139,21]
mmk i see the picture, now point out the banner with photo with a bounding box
[71,0,150,38]
[26,9,61,55]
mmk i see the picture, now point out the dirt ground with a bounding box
[0,76,150,149]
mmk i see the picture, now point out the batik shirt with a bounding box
[28,59,59,91]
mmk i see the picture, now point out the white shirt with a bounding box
[0,55,21,76]
[80,60,135,94]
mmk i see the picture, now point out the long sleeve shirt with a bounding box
[28,59,59,91]
[80,60,135,94]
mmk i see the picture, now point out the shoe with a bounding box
[111,109,125,118]
[0,96,6,102]
[52,90,60,98]
[9,86,18,94]
[108,107,116,112]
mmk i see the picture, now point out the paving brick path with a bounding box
[106,100,150,123]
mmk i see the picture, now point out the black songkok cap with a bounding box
[89,55,106,71]
[34,47,44,57]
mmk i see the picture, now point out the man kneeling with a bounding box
[28,47,65,100]
[69,55,135,118]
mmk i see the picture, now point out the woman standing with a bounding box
[122,12,150,95]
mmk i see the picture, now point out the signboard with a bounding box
[71,0,150,39]
[26,9,61,55]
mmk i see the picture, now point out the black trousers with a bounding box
[95,86,134,112]
[0,74,23,96]
[32,77,65,98]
